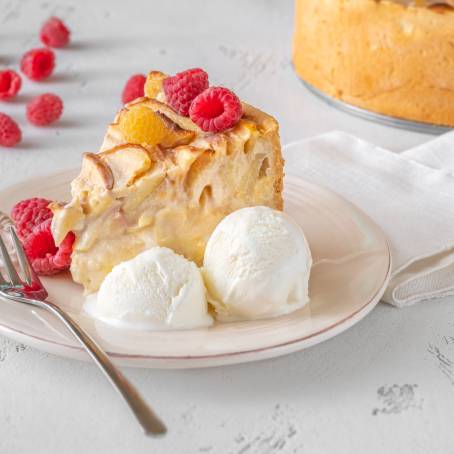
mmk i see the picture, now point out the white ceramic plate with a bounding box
[0,170,391,368]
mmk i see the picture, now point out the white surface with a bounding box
[284,132,454,307]
[0,0,453,452]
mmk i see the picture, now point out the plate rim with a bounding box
[0,170,392,368]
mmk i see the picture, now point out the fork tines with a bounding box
[0,229,22,286]
[0,226,46,298]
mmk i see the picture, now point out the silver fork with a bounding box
[0,224,166,437]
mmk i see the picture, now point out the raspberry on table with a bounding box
[163,68,209,116]
[21,48,55,81]
[24,218,74,275]
[11,197,53,241]
[189,86,243,133]
[0,113,22,147]
[122,74,146,104]
[0,70,22,101]
[26,93,63,126]
[40,17,71,48]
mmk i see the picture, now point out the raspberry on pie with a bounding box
[163,68,208,116]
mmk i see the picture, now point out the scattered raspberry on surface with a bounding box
[24,218,74,275]
[20,48,55,81]
[0,113,22,147]
[11,197,53,241]
[163,68,209,116]
[189,86,243,132]
[0,70,22,101]
[26,93,63,126]
[122,74,146,104]
[40,17,71,48]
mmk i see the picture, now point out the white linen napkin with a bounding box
[403,131,454,175]
[283,131,454,307]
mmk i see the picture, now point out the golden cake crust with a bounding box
[293,0,454,126]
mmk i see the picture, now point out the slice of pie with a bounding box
[51,71,284,293]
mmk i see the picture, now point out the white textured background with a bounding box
[1,1,454,453]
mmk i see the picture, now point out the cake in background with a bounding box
[293,0,454,126]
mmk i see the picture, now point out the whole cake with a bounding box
[293,0,454,126]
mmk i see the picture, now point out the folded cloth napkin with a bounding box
[283,131,454,308]
[403,131,454,175]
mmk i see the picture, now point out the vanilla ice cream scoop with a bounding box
[203,206,312,321]
[88,247,212,330]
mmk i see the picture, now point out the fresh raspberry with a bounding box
[40,17,70,48]
[26,93,63,126]
[11,198,53,241]
[0,70,22,101]
[24,218,74,275]
[189,86,243,132]
[122,74,146,104]
[0,113,21,147]
[163,68,209,116]
[21,48,55,81]
[119,105,169,146]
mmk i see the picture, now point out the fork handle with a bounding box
[12,294,166,436]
